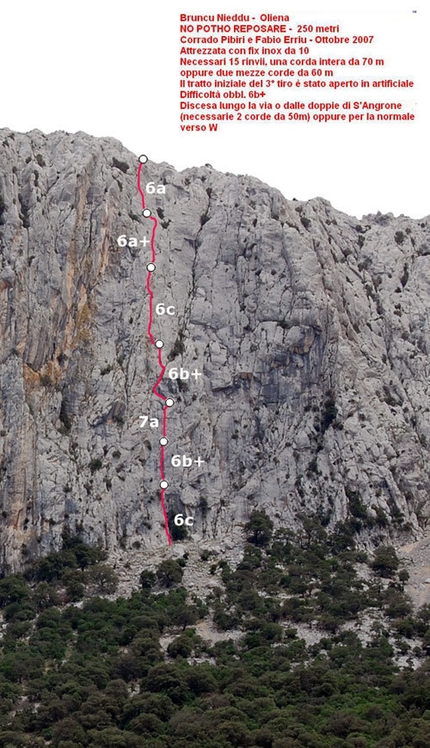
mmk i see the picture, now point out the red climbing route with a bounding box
[137,157,172,545]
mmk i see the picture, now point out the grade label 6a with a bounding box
[146,183,166,194]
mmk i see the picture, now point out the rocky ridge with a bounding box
[0,128,430,573]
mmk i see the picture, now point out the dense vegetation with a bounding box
[0,518,429,747]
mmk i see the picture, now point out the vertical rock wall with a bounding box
[0,129,429,570]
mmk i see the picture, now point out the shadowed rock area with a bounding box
[1,128,429,572]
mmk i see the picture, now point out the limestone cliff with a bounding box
[0,128,429,571]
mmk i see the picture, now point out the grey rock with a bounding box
[0,127,430,571]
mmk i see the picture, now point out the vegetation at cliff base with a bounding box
[0,519,429,747]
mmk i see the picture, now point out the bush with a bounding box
[169,514,188,542]
[321,393,338,432]
[62,569,85,602]
[156,560,184,588]
[140,570,156,589]
[384,589,413,619]
[32,582,60,610]
[371,546,400,578]
[167,633,194,658]
[0,575,30,606]
[245,510,274,547]
[85,565,119,595]
[89,458,103,473]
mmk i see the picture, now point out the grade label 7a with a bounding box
[139,416,159,428]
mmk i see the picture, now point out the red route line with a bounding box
[137,162,172,546]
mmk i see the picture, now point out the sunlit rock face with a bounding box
[0,128,429,571]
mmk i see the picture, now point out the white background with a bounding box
[1,0,427,219]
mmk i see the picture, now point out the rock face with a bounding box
[0,128,429,571]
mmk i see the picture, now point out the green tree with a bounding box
[62,569,85,602]
[0,732,29,746]
[32,549,77,582]
[139,570,156,589]
[371,546,400,578]
[51,718,86,747]
[144,663,189,705]
[32,581,60,611]
[85,564,119,595]
[245,510,274,547]
[0,575,30,606]
[167,633,193,659]
[171,604,198,630]
[383,588,413,618]
[61,529,107,568]
[156,560,183,588]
